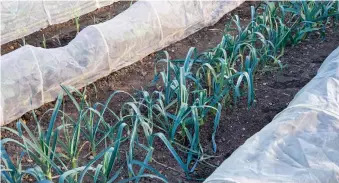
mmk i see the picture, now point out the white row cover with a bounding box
[205,47,339,183]
[1,0,119,45]
[0,0,244,125]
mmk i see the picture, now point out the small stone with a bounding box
[216,160,221,165]
[171,49,175,52]
[222,137,226,142]
[269,102,273,105]
[27,159,33,163]
[263,82,267,85]
[56,147,63,153]
[35,110,42,116]
[88,156,94,160]
[141,71,147,77]
[10,46,14,50]
[242,128,246,131]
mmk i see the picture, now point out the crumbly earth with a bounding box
[1,1,338,182]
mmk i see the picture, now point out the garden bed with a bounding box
[1,1,133,55]
[1,1,339,182]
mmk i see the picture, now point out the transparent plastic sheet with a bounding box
[1,0,118,45]
[0,0,244,125]
[205,47,339,183]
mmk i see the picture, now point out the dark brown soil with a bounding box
[194,29,339,180]
[1,1,339,183]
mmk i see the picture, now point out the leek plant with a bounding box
[42,34,47,48]
[58,86,102,167]
[0,146,49,183]
[282,1,339,43]
[1,94,67,180]
[58,122,130,183]
[75,16,80,33]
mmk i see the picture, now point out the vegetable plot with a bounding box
[1,0,244,125]
[1,1,338,183]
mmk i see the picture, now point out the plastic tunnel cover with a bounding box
[1,0,118,44]
[0,0,244,125]
[204,47,339,183]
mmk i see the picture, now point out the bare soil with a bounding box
[1,1,339,182]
